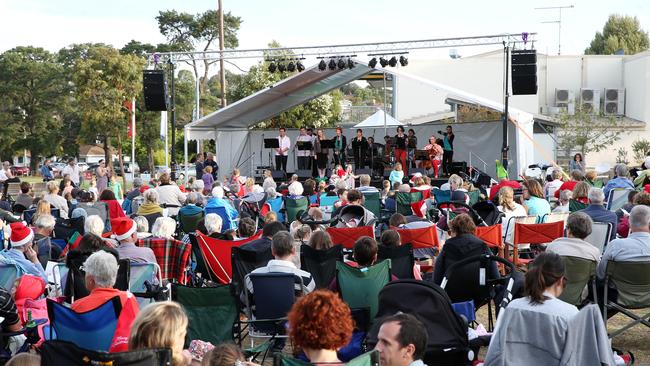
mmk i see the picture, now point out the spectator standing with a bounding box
[155,173,186,216]
[96,159,109,194]
[40,159,54,182]
[62,158,80,186]
[194,153,205,179]
[204,153,219,180]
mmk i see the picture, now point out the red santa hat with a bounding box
[111,217,137,241]
[10,222,34,247]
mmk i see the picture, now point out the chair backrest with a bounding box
[543,212,569,224]
[512,220,564,245]
[502,215,537,243]
[32,182,47,195]
[605,261,650,308]
[40,340,172,366]
[607,188,634,211]
[66,258,130,302]
[140,237,192,284]
[0,263,18,291]
[319,194,339,209]
[432,188,451,204]
[396,192,422,216]
[246,272,300,334]
[558,256,597,306]
[440,254,513,306]
[474,224,503,248]
[393,225,440,249]
[196,232,247,284]
[205,206,237,232]
[53,263,69,297]
[326,226,375,249]
[47,297,122,352]
[266,197,286,222]
[6,182,21,198]
[300,244,343,288]
[231,246,273,300]
[362,192,381,217]
[285,197,309,223]
[377,244,414,279]
[179,210,204,234]
[583,222,612,253]
[129,262,161,306]
[569,199,588,213]
[274,350,380,366]
[336,260,391,320]
[467,190,480,206]
[171,284,238,346]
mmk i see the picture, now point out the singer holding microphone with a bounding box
[351,129,368,171]
[438,125,455,176]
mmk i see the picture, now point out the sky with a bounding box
[1,0,649,74]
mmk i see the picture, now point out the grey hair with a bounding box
[132,177,143,188]
[566,212,593,239]
[83,250,118,288]
[615,163,628,177]
[84,215,105,236]
[559,190,573,202]
[629,205,650,229]
[133,216,149,233]
[143,189,159,204]
[204,213,223,235]
[191,179,205,192]
[262,177,276,192]
[587,187,605,205]
[398,184,411,193]
[265,187,278,200]
[359,174,371,186]
[151,217,177,239]
[448,174,463,188]
[212,186,224,199]
[35,214,56,230]
[288,182,304,196]
[186,192,200,205]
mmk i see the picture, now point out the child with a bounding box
[334,188,348,209]
[343,165,357,189]
[389,162,404,187]
[381,180,392,200]
[202,166,214,194]
[109,175,123,200]
[335,164,345,179]
[88,177,99,199]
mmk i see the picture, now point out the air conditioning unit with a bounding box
[603,88,625,116]
[580,88,601,114]
[555,89,575,115]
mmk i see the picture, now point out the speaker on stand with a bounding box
[143,70,169,111]
[511,50,537,95]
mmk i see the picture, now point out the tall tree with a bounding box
[73,45,144,177]
[585,15,649,55]
[556,109,625,157]
[0,47,68,170]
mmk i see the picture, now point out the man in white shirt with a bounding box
[275,127,291,174]
[546,212,601,262]
[61,158,80,186]
[296,127,312,171]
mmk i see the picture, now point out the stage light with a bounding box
[388,56,398,67]
[399,55,408,66]
[296,60,305,72]
[368,58,377,68]
[277,62,286,72]
[268,61,277,73]
[287,61,296,72]
[347,58,355,69]
[337,58,346,70]
[379,57,388,67]
[328,58,337,70]
[318,59,327,71]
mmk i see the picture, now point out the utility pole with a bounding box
[218,0,227,108]
[535,5,574,55]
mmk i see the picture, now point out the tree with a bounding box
[0,47,68,170]
[632,138,650,165]
[585,15,649,55]
[556,109,625,158]
[73,45,144,177]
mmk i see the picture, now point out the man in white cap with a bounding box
[0,222,47,281]
[112,217,156,264]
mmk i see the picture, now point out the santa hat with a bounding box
[111,217,137,241]
[10,222,34,247]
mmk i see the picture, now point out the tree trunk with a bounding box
[147,145,155,176]
[117,133,126,179]
[103,137,110,169]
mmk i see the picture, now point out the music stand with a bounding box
[296,141,312,151]
[320,139,335,149]
[414,150,429,160]
[264,138,280,170]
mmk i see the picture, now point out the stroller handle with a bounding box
[297,209,339,226]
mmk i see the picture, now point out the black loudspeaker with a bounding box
[408,168,426,177]
[355,168,372,175]
[296,170,312,179]
[271,170,286,181]
[450,162,468,175]
[511,50,537,95]
[143,70,168,111]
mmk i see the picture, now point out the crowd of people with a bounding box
[1,149,649,365]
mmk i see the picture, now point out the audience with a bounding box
[205,186,238,232]
[553,190,572,213]
[554,170,584,199]
[137,189,164,229]
[151,217,177,239]
[133,215,152,239]
[0,222,46,281]
[14,182,33,210]
[603,163,634,200]
[544,169,564,198]
[522,179,551,218]
[580,187,617,240]
[240,221,286,252]
[357,174,379,193]
[202,343,251,366]
[43,181,69,219]
[155,173,187,216]
[546,212,600,262]
[497,186,527,240]
[33,214,59,267]
[112,217,157,264]
[236,217,257,239]
[308,230,334,250]
[572,181,590,205]
[204,213,232,240]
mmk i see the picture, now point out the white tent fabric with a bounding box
[353,109,404,128]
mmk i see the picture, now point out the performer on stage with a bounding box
[333,127,347,169]
[314,129,330,179]
[438,125,455,176]
[275,127,291,173]
[407,128,418,169]
[394,126,408,175]
[307,127,316,175]
[351,129,368,171]
[296,127,312,170]
[423,136,444,178]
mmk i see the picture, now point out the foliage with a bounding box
[556,109,625,157]
[616,147,629,165]
[585,15,649,55]
[632,138,650,165]
[457,105,502,122]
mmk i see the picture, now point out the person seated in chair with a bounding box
[71,250,140,352]
[203,213,233,240]
[178,192,204,223]
[13,182,34,211]
[240,220,286,253]
[329,236,397,292]
[579,187,617,241]
[357,174,379,193]
[205,186,238,232]
[0,222,46,281]
[33,214,61,267]
[546,212,600,262]
[112,217,156,264]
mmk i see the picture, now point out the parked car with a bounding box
[77,162,89,172]
[112,162,140,175]
[11,166,30,176]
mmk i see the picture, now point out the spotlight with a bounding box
[318,59,327,71]
[399,55,408,66]
[337,58,346,70]
[277,62,286,72]
[296,60,305,72]
[347,58,355,69]
[368,57,377,68]
[328,58,337,70]
[287,61,296,72]
[388,56,398,67]
[379,57,388,67]
[267,61,277,73]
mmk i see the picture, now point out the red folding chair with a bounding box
[195,230,263,284]
[392,225,440,249]
[326,226,375,249]
[511,221,565,268]
[475,224,506,273]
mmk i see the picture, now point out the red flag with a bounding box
[124,100,136,138]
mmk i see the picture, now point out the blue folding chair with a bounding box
[0,263,19,291]
[129,262,161,308]
[47,297,122,352]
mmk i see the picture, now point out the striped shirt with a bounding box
[0,288,19,329]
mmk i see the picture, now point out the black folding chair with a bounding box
[299,244,343,288]
[377,244,415,279]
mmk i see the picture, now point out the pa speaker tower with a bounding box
[143,70,169,111]
[511,50,537,95]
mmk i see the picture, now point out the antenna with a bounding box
[535,5,574,55]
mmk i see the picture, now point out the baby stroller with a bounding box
[298,204,376,229]
[435,201,503,230]
[239,192,266,228]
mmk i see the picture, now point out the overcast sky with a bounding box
[2,0,648,72]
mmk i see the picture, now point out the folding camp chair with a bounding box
[396,191,423,216]
[194,231,261,284]
[502,215,537,244]
[475,224,505,259]
[569,199,588,212]
[584,222,612,254]
[558,256,597,307]
[467,190,481,206]
[64,258,130,302]
[542,212,569,224]
[231,246,274,302]
[606,188,634,211]
[0,263,18,291]
[129,262,163,307]
[300,244,343,288]
[52,263,69,297]
[40,340,171,366]
[274,350,380,366]
[47,297,122,352]
[326,226,375,249]
[264,197,286,223]
[319,194,339,221]
[178,210,204,234]
[285,197,309,223]
[432,188,451,204]
[140,237,192,284]
[362,192,381,218]
[377,244,414,279]
[5,183,21,199]
[510,221,564,268]
[171,284,239,346]
[603,261,650,338]
[336,260,391,321]
[393,225,440,250]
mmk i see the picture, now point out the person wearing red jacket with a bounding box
[554,170,584,199]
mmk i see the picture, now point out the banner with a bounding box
[160,111,168,141]
[124,100,135,138]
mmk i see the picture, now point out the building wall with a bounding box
[624,54,650,123]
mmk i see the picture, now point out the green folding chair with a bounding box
[273,350,380,366]
[171,284,239,347]
[467,190,481,206]
[558,256,597,307]
[285,197,309,223]
[362,192,381,218]
[336,260,391,322]
[178,210,205,234]
[603,261,650,338]
[396,192,422,216]
[568,199,588,213]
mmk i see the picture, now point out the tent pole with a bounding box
[502,44,510,175]
[184,127,188,184]
[383,72,387,136]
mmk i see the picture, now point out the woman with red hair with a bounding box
[288,289,354,364]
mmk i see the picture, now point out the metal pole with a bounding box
[502,45,510,173]
[558,8,562,55]
[218,0,227,108]
[169,60,176,169]
[131,97,136,180]
[383,71,388,136]
[184,127,189,184]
